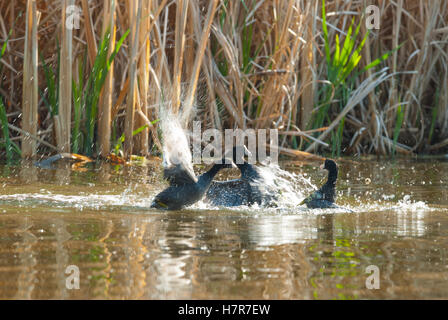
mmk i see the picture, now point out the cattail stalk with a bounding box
[124,0,142,158]
[135,0,151,156]
[21,0,39,158]
[81,0,97,67]
[300,1,316,130]
[181,0,219,126]
[57,0,74,153]
[98,0,116,158]
[172,0,189,114]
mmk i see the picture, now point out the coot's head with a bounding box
[321,159,337,172]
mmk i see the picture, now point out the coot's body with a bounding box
[206,146,275,207]
[207,179,255,207]
[151,158,234,210]
[302,159,338,209]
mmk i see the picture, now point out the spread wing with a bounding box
[160,114,197,186]
[300,189,324,205]
[241,164,261,181]
[207,179,253,206]
[163,162,197,186]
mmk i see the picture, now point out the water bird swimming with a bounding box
[151,157,236,210]
[205,145,277,207]
[301,159,339,209]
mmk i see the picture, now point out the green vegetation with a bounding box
[0,24,20,163]
[73,28,129,156]
[312,0,399,157]
[0,1,447,160]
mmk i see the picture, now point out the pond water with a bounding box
[0,158,447,299]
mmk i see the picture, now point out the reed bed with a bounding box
[0,0,447,161]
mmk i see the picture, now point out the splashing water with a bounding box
[255,163,317,207]
[190,162,319,211]
[160,112,194,172]
[2,160,448,300]
[0,159,443,215]
[0,192,153,211]
[156,106,318,211]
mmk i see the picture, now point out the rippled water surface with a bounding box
[0,158,448,299]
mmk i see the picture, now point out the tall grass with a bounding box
[40,46,60,118]
[21,0,39,158]
[0,0,447,160]
[0,22,15,162]
[0,99,13,162]
[311,0,399,157]
[57,0,74,153]
[73,28,129,156]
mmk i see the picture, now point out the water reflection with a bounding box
[0,160,447,299]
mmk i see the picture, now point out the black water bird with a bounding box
[151,157,236,210]
[205,146,276,207]
[301,159,338,209]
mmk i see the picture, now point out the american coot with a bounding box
[301,159,338,209]
[206,146,276,207]
[151,157,235,210]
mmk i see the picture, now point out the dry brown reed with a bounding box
[21,0,39,158]
[57,0,74,153]
[124,0,141,158]
[0,0,447,160]
[98,0,116,157]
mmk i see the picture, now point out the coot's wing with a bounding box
[240,164,261,181]
[163,162,198,186]
[206,179,252,206]
[240,163,278,206]
[160,114,198,186]
[300,189,324,205]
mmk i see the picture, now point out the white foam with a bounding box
[160,111,194,171]
[0,192,153,211]
[255,163,317,207]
